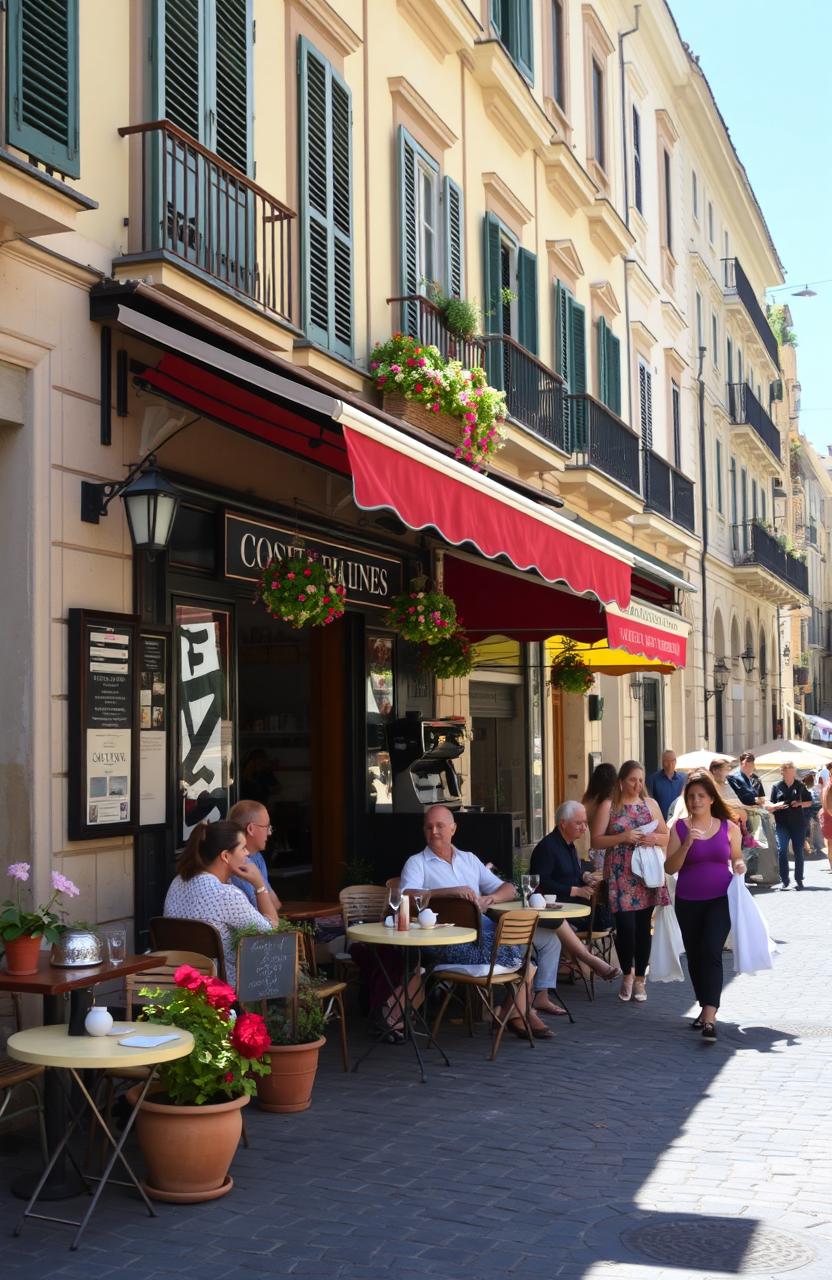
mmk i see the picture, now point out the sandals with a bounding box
[701,1022,717,1043]
[618,977,634,1003]
[691,1015,705,1030]
[508,1019,554,1040]
[600,964,623,983]
[632,980,647,1003]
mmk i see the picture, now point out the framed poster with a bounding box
[175,603,233,845]
[68,609,139,840]
[138,628,171,827]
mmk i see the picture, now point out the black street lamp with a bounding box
[81,457,180,558]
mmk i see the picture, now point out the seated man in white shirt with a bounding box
[399,805,565,1038]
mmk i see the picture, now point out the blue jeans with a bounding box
[775,823,805,886]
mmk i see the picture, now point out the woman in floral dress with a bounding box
[590,760,669,1003]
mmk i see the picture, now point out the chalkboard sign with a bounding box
[236,932,299,1003]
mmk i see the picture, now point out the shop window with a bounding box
[366,632,395,813]
[298,36,354,358]
[176,603,233,845]
[6,0,80,177]
[490,0,534,84]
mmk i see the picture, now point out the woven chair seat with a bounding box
[0,1055,44,1088]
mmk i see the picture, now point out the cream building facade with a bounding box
[0,0,802,939]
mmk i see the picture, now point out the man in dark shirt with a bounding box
[530,801,597,902]
[770,762,812,889]
[727,752,766,808]
[647,751,687,820]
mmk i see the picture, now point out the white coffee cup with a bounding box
[543,894,558,906]
[85,1006,114,1037]
[418,908,438,929]
[528,893,546,909]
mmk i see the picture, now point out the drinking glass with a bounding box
[528,874,540,896]
[106,927,127,965]
[413,894,424,914]
[388,888,403,919]
[520,874,531,907]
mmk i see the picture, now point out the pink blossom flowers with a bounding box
[7,862,29,882]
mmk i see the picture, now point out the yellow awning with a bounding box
[545,635,676,677]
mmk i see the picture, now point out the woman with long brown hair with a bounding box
[590,760,669,1003]
[665,770,745,1043]
[582,762,617,873]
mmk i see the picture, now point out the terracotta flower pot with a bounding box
[256,1038,325,1113]
[3,934,42,976]
[126,1085,249,1203]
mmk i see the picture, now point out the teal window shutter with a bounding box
[568,297,587,448]
[299,37,353,359]
[443,176,464,300]
[555,280,571,447]
[7,0,80,178]
[215,0,253,175]
[638,361,653,448]
[513,0,534,83]
[517,248,538,355]
[483,212,503,387]
[597,315,608,404]
[158,0,202,141]
[398,126,419,336]
[606,329,621,416]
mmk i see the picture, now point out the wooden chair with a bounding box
[567,884,615,1002]
[335,885,389,984]
[0,993,47,1165]
[430,910,540,1061]
[149,917,227,982]
[423,898,483,1033]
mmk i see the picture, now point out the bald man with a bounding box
[227,799,282,911]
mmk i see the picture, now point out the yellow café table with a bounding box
[7,1021,193,1250]
[488,900,591,922]
[346,921,476,1082]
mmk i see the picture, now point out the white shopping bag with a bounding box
[727,873,774,974]
[649,905,685,981]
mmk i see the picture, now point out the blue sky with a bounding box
[670,0,832,453]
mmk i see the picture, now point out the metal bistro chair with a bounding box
[0,993,48,1165]
[149,916,228,982]
[430,910,540,1061]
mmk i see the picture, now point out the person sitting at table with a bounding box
[530,800,618,967]
[163,820,278,987]
[400,806,616,1037]
[227,799,282,912]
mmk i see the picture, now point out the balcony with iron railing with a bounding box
[480,334,566,452]
[387,293,486,368]
[116,121,295,325]
[722,257,780,369]
[566,395,642,495]
[643,450,696,533]
[731,520,808,600]
[727,381,782,463]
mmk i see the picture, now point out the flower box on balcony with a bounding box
[382,391,461,448]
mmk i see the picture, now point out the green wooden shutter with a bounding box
[157,0,202,139]
[606,330,621,417]
[517,248,537,355]
[597,315,608,405]
[555,280,571,448]
[482,212,503,387]
[398,127,419,336]
[215,0,252,174]
[298,37,353,359]
[638,362,653,448]
[512,0,534,83]
[443,176,464,300]
[569,297,587,448]
[7,0,80,178]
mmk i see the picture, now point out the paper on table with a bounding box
[107,1023,137,1036]
[118,1033,181,1048]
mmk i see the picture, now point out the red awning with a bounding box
[443,555,688,666]
[341,418,631,608]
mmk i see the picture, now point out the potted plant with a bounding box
[258,548,346,628]
[419,628,475,679]
[0,864,79,975]
[386,578,459,645]
[126,965,271,1202]
[253,981,328,1114]
[550,641,594,695]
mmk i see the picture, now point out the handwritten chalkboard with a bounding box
[236,932,298,1003]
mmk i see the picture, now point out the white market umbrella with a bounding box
[676,749,736,770]
[755,748,831,771]
[751,737,832,764]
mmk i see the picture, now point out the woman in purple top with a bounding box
[665,771,745,1043]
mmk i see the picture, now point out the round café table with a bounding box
[7,1022,193,1250]
[488,900,591,921]
[346,922,476,1082]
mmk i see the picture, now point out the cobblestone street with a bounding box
[3,862,832,1280]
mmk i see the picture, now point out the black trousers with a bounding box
[674,894,731,1010]
[613,906,654,977]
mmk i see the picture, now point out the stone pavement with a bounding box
[3,859,832,1280]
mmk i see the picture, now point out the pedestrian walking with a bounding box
[802,772,825,858]
[770,762,812,889]
[582,762,617,874]
[646,750,687,820]
[664,771,745,1044]
[590,760,669,1004]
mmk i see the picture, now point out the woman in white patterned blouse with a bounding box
[164,820,278,987]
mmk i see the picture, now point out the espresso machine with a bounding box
[388,715,466,812]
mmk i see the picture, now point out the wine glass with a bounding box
[528,874,540,899]
[388,887,403,921]
[520,874,531,907]
[413,893,424,914]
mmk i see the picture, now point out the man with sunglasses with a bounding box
[228,799,282,911]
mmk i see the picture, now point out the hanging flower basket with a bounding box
[386,582,458,645]
[419,629,474,680]
[258,550,345,629]
[550,641,594,695]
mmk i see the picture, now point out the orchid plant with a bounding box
[0,863,80,943]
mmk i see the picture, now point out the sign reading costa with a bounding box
[224,512,403,609]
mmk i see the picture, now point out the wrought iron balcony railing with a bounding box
[118,120,295,323]
[479,335,565,451]
[731,521,808,595]
[727,381,782,463]
[643,450,696,532]
[387,293,486,369]
[722,257,780,368]
[567,395,641,494]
